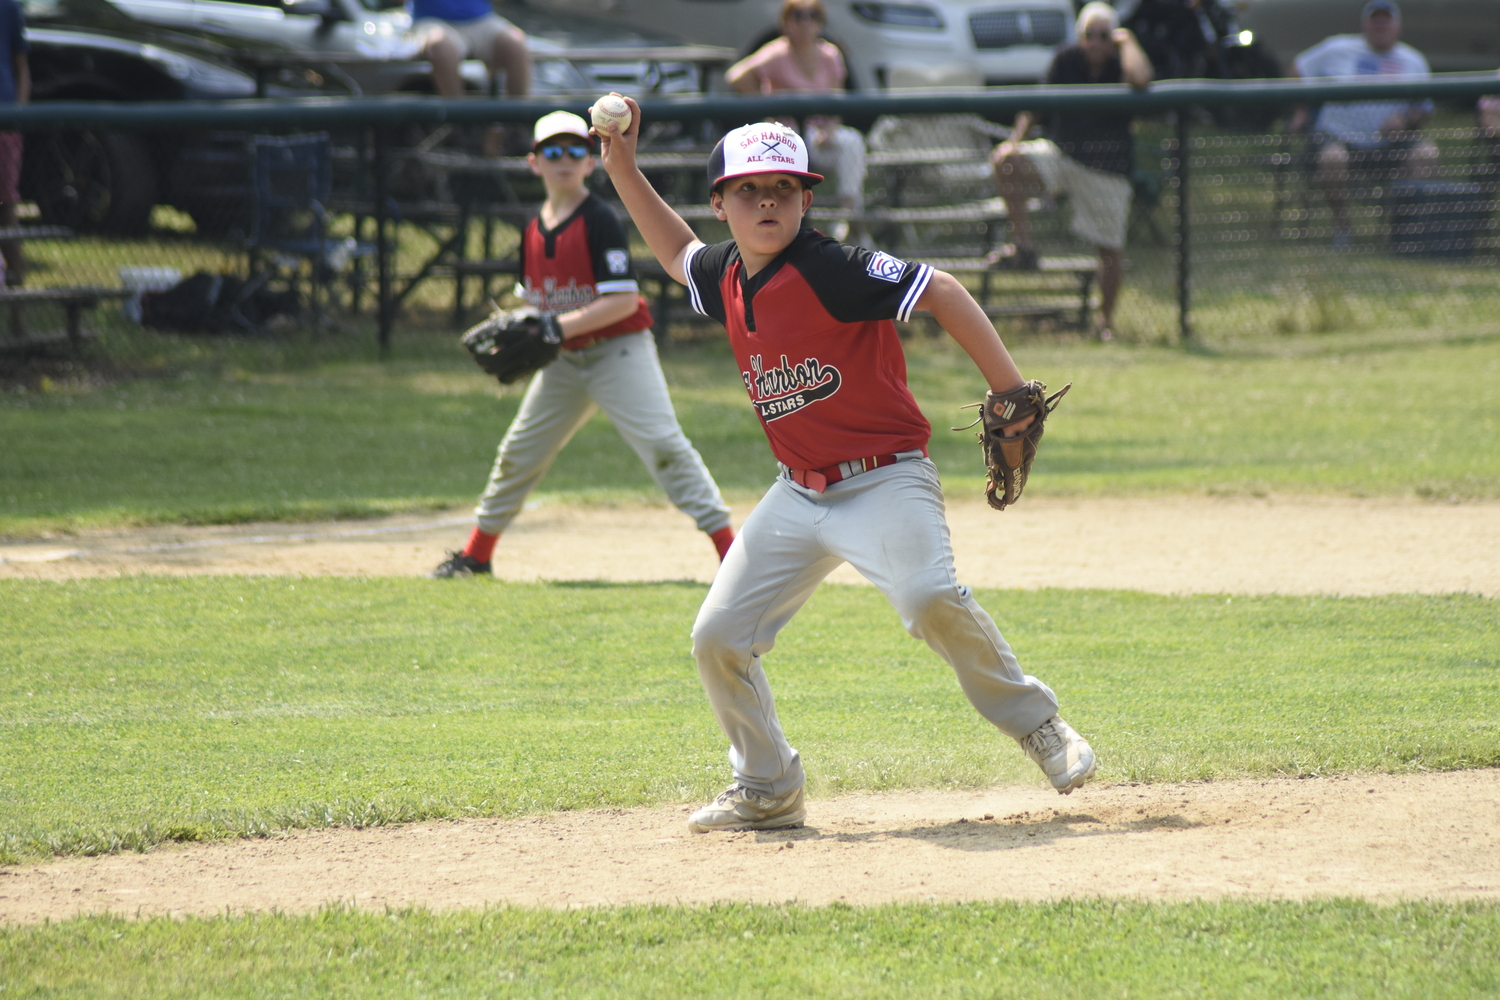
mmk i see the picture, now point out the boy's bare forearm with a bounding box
[595,96,700,283]
[917,271,1024,391]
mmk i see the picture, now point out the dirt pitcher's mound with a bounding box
[3,495,1499,596]
[2,770,1497,923]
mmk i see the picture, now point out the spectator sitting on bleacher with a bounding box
[989,1,1151,342]
[0,0,28,289]
[1288,0,1438,247]
[725,0,872,247]
[409,0,531,152]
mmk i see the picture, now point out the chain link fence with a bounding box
[1,79,1495,362]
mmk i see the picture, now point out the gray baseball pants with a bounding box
[474,330,732,537]
[690,457,1059,797]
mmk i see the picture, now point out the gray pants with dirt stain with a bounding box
[475,330,732,537]
[690,457,1060,798]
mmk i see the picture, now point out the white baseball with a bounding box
[591,94,632,134]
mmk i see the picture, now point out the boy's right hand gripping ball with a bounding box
[591,94,632,134]
[973,380,1071,511]
[461,307,563,384]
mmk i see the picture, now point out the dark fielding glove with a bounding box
[461,307,564,384]
[958,380,1071,511]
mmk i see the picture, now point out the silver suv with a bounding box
[526,0,1076,89]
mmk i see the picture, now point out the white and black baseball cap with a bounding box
[708,123,824,190]
[532,111,593,150]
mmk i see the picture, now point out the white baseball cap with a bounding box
[708,123,824,189]
[532,111,592,149]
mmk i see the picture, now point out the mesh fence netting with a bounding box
[3,96,1495,354]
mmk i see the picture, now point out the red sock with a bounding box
[710,526,736,562]
[462,528,499,563]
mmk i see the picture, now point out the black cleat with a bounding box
[429,551,492,578]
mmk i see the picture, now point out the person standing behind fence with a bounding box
[988,2,1152,342]
[409,0,531,152]
[725,0,873,247]
[0,0,28,289]
[1287,0,1438,247]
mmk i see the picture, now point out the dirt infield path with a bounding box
[3,771,1496,923]
[3,496,1497,921]
[4,495,1499,596]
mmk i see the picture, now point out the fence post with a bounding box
[374,126,392,355]
[1175,110,1192,344]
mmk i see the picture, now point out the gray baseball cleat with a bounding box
[687,784,806,833]
[1020,716,1097,794]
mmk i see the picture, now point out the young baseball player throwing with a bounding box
[594,96,1096,833]
[432,110,736,577]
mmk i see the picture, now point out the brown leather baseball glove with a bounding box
[958,380,1072,511]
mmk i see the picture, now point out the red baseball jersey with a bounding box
[684,227,936,470]
[517,193,652,344]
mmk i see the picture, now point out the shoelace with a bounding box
[715,784,751,805]
[1023,721,1063,758]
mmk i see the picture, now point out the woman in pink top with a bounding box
[726,0,872,246]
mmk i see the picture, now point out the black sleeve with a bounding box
[1044,49,1067,86]
[582,197,639,291]
[684,239,738,325]
[798,239,937,324]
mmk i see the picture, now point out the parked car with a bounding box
[23,0,279,233]
[107,0,732,97]
[20,0,730,234]
[1237,0,1500,74]
[524,0,1077,90]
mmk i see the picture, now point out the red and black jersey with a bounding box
[685,227,936,471]
[517,193,652,346]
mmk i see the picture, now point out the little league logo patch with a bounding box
[605,249,629,275]
[743,353,842,422]
[865,251,907,283]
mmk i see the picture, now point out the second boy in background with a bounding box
[432,111,735,577]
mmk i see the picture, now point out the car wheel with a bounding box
[21,129,159,235]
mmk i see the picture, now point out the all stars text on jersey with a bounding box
[744,353,842,422]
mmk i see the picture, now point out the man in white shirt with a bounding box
[1288,0,1438,245]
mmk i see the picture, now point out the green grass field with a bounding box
[4,901,1498,999]
[4,326,1498,535]
[5,311,1499,995]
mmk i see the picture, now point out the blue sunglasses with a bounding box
[538,144,592,160]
